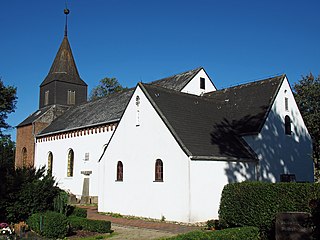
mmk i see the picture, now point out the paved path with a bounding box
[83,206,200,234]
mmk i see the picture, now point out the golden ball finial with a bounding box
[64,8,70,15]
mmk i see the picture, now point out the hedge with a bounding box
[67,206,88,218]
[165,226,260,240]
[68,216,112,233]
[27,211,69,238]
[219,182,320,239]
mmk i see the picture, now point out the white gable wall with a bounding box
[99,86,192,222]
[181,69,216,95]
[243,77,313,182]
[34,128,114,197]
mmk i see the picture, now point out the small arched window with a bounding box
[48,152,53,175]
[67,149,74,177]
[155,159,163,182]
[116,161,123,181]
[285,115,291,135]
[22,147,27,167]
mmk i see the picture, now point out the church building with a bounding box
[15,9,314,222]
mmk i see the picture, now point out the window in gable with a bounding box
[200,77,205,90]
[285,97,289,111]
[48,152,53,175]
[155,159,163,182]
[285,115,291,135]
[67,90,76,105]
[44,90,49,106]
[116,161,123,181]
[67,149,74,177]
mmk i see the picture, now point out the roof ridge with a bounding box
[206,74,285,95]
[151,67,203,84]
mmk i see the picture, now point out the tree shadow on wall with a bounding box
[211,105,312,183]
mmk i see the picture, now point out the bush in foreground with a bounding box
[27,211,69,238]
[69,216,111,233]
[219,182,320,239]
[164,226,260,240]
[67,206,88,218]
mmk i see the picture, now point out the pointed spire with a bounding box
[40,4,86,87]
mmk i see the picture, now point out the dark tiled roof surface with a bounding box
[40,37,87,87]
[204,75,285,134]
[39,89,134,135]
[151,67,202,91]
[17,106,51,127]
[141,75,284,160]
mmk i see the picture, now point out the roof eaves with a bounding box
[37,118,120,137]
[138,82,193,157]
[256,74,286,133]
[190,155,257,162]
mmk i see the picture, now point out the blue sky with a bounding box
[1,0,320,140]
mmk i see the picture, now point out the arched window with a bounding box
[67,149,74,177]
[155,159,163,182]
[47,152,53,175]
[285,115,291,135]
[22,147,27,167]
[116,161,123,181]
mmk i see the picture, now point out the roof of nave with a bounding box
[38,88,134,135]
[139,74,285,161]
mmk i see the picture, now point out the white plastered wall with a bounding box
[34,128,114,197]
[189,160,257,221]
[244,77,314,182]
[181,69,216,95]
[99,86,192,222]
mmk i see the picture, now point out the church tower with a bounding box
[15,7,87,168]
[39,33,87,108]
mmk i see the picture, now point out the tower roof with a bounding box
[40,36,87,87]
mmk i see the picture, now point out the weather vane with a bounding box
[64,1,70,37]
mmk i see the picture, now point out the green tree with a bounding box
[0,166,60,223]
[0,78,17,138]
[293,73,320,181]
[90,77,127,101]
[0,136,15,171]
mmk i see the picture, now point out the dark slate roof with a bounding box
[39,89,134,135]
[40,36,87,87]
[140,75,284,160]
[17,106,51,127]
[150,67,202,91]
[204,75,285,134]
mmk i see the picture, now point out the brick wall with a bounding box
[15,122,50,168]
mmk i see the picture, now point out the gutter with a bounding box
[190,155,257,162]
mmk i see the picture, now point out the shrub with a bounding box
[165,227,260,240]
[85,219,111,233]
[0,166,60,223]
[68,206,88,218]
[68,216,87,231]
[219,182,320,239]
[53,190,68,214]
[69,216,111,233]
[27,211,69,238]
